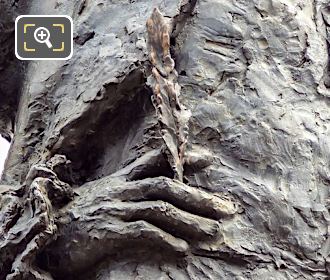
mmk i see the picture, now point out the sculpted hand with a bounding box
[42,176,237,277]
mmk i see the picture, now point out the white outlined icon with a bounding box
[34,27,53,48]
[15,15,73,60]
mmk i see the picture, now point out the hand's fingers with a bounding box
[25,165,56,186]
[106,201,222,241]
[121,220,188,253]
[43,220,188,277]
[113,177,237,219]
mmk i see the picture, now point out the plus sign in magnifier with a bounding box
[34,27,53,48]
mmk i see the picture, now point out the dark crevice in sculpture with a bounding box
[50,69,173,185]
[126,152,174,181]
[58,89,152,184]
[321,7,330,89]
[74,31,95,46]
[0,1,26,142]
[170,0,197,60]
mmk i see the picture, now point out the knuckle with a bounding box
[157,201,168,212]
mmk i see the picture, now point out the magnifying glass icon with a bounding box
[34,27,53,49]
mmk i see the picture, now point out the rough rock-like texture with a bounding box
[0,0,27,142]
[1,0,330,279]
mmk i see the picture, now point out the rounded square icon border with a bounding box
[15,15,73,61]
